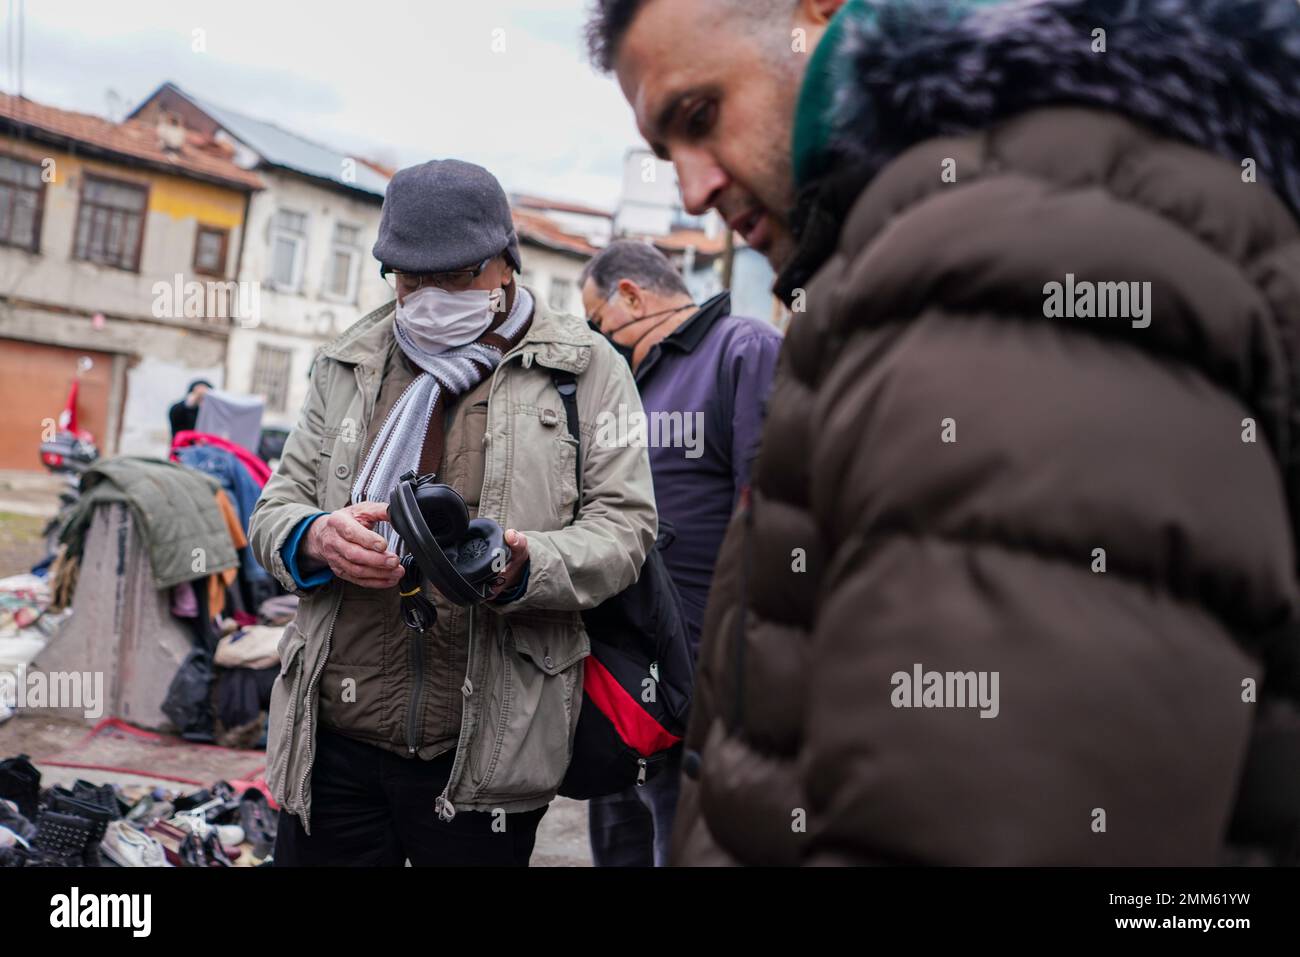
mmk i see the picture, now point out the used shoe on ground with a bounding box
[100,820,170,867]
[31,807,98,866]
[0,755,40,820]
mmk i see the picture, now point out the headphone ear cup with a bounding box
[453,518,508,583]
[414,483,469,545]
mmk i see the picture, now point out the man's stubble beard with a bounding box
[756,45,804,272]
[753,112,799,272]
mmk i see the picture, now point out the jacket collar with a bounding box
[661,291,732,354]
[779,0,1300,301]
[320,284,595,376]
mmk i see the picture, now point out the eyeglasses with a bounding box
[585,289,618,330]
[384,256,493,295]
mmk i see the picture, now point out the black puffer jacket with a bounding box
[673,0,1300,865]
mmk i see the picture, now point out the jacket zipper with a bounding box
[435,603,476,821]
[429,347,518,815]
[406,618,425,754]
[295,590,343,835]
[434,323,575,818]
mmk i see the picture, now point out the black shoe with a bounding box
[46,789,113,866]
[179,832,206,867]
[0,755,40,820]
[211,780,235,803]
[172,788,212,813]
[71,780,123,821]
[31,807,97,867]
[4,845,66,867]
[202,831,233,867]
[239,789,275,859]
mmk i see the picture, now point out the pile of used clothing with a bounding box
[171,594,298,750]
[170,430,276,614]
[50,439,295,745]
[52,455,243,611]
[0,754,277,868]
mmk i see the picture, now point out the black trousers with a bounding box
[588,748,682,867]
[274,728,547,866]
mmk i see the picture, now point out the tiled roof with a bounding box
[512,193,613,219]
[512,204,733,266]
[357,156,397,179]
[0,92,263,190]
[160,84,391,198]
[649,227,729,257]
[513,207,600,257]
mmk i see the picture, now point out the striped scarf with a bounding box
[352,285,534,550]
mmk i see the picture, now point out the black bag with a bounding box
[549,370,695,800]
[161,649,215,743]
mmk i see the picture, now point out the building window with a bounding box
[268,209,307,291]
[324,222,360,301]
[193,225,229,276]
[549,277,573,313]
[0,155,44,253]
[250,344,293,413]
[73,174,148,271]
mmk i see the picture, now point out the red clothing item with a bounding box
[170,430,271,487]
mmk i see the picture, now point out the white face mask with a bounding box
[394,286,496,353]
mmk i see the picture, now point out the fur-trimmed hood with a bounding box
[778,0,1300,298]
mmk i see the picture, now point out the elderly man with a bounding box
[250,160,656,866]
[580,240,780,866]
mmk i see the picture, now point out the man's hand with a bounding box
[486,529,530,600]
[302,502,404,589]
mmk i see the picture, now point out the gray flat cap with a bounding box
[372,159,521,275]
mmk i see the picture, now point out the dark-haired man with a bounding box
[588,0,1300,866]
[168,379,212,439]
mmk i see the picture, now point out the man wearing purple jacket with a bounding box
[580,239,782,866]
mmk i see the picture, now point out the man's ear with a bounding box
[617,277,642,312]
[497,257,515,287]
[799,0,845,26]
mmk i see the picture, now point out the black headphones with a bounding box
[388,471,511,623]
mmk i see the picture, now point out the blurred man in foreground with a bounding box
[589,0,1300,865]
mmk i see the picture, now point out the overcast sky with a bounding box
[6,0,646,209]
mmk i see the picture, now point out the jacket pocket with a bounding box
[266,624,308,808]
[455,400,489,507]
[468,619,585,802]
[550,433,580,525]
[313,443,333,503]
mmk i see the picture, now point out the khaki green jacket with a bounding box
[249,291,657,830]
[309,341,496,763]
